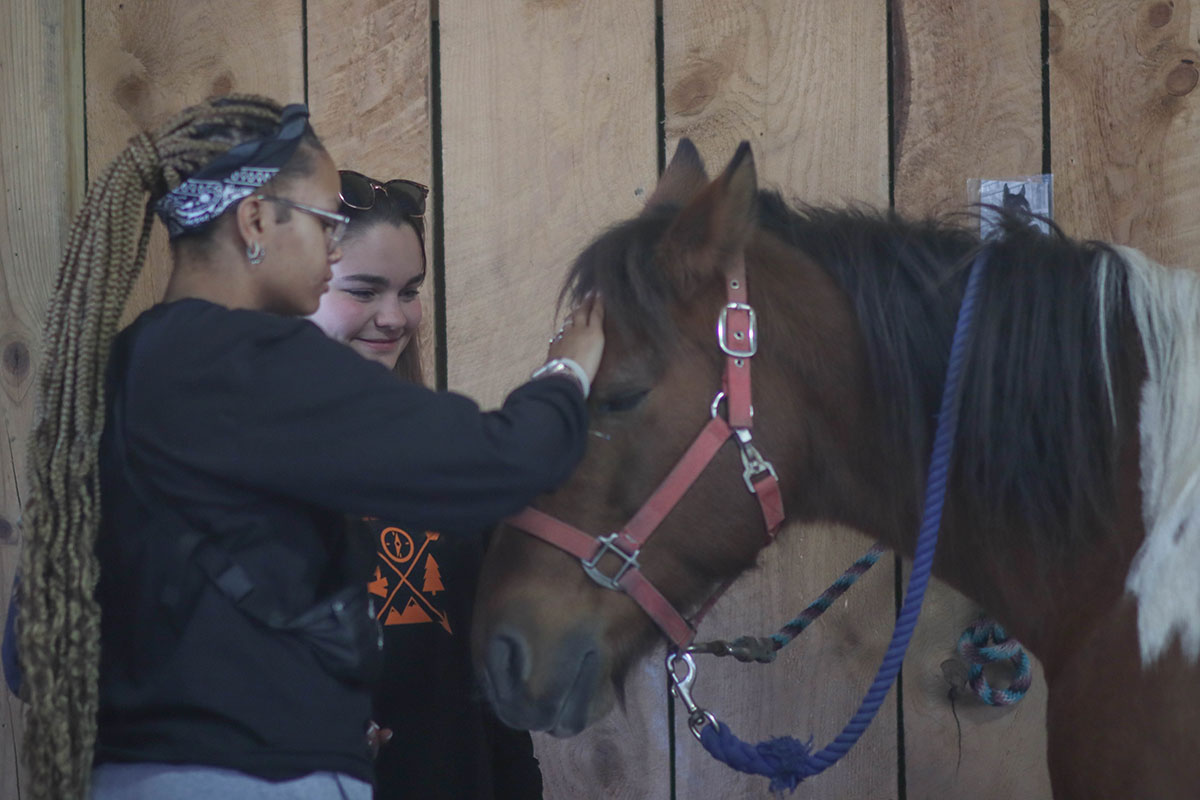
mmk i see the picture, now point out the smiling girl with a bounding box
[309,172,543,799]
[309,172,427,380]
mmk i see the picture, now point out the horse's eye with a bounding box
[592,389,649,414]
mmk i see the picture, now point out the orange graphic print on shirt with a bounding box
[368,525,452,634]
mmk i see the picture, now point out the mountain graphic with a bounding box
[385,597,433,626]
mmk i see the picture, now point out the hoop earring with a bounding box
[246,241,265,265]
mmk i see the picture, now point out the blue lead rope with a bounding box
[696,250,990,793]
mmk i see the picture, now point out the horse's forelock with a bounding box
[563,208,683,358]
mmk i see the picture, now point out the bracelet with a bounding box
[530,357,591,398]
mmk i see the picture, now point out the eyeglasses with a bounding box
[339,171,428,221]
[255,195,350,253]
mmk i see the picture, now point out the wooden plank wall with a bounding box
[893,3,1054,798]
[85,0,306,323]
[438,4,667,796]
[308,0,438,371]
[661,3,898,798]
[0,0,85,797]
[4,2,1200,798]
[1051,0,1200,265]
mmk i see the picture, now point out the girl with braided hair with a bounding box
[16,95,603,799]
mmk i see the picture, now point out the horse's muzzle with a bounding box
[480,622,606,736]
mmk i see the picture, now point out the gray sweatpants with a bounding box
[90,763,372,799]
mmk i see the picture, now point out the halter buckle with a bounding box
[582,533,641,591]
[717,302,757,358]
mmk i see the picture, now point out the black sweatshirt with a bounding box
[365,518,542,799]
[94,299,586,784]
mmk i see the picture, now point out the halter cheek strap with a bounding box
[720,266,784,531]
[507,253,784,649]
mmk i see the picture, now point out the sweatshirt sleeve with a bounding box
[123,303,588,533]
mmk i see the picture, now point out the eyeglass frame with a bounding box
[338,171,428,220]
[254,194,350,253]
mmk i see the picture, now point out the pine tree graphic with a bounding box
[422,555,444,594]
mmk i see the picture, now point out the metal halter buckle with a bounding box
[581,533,641,591]
[717,302,758,358]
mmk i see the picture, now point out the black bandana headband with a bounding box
[155,103,312,238]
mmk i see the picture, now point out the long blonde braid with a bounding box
[18,94,301,799]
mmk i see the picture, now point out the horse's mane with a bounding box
[760,195,1139,552]
[566,194,1139,554]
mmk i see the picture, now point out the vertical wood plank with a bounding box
[1050,0,1200,266]
[901,589,1053,799]
[676,527,899,799]
[307,0,439,379]
[85,0,306,321]
[664,0,888,206]
[308,0,431,177]
[440,0,659,404]
[439,2,664,797]
[663,3,895,797]
[1,410,29,800]
[0,0,86,795]
[1,415,29,800]
[892,3,1054,798]
[893,1,1043,214]
[533,650,671,799]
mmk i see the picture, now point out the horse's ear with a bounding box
[658,141,757,292]
[643,139,709,213]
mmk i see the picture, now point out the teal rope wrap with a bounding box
[689,545,886,664]
[695,250,990,792]
[956,615,1031,706]
[769,544,886,651]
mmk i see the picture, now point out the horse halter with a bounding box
[507,253,785,648]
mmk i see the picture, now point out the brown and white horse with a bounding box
[472,140,1200,798]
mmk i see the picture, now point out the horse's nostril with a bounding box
[486,630,529,700]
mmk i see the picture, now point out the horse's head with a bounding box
[471,141,884,736]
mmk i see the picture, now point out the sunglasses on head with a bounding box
[338,171,428,218]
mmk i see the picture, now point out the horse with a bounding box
[470,139,1200,799]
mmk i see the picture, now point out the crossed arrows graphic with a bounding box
[374,526,452,634]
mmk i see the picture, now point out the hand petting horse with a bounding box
[471,139,1200,800]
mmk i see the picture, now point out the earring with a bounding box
[246,241,265,265]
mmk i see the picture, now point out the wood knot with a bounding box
[114,72,150,115]
[0,517,14,544]
[1148,2,1173,29]
[1166,62,1198,95]
[589,736,621,787]
[3,340,29,379]
[210,71,235,97]
[940,657,969,691]
[669,71,718,117]
[670,55,734,118]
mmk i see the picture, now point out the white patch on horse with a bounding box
[1108,246,1200,665]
